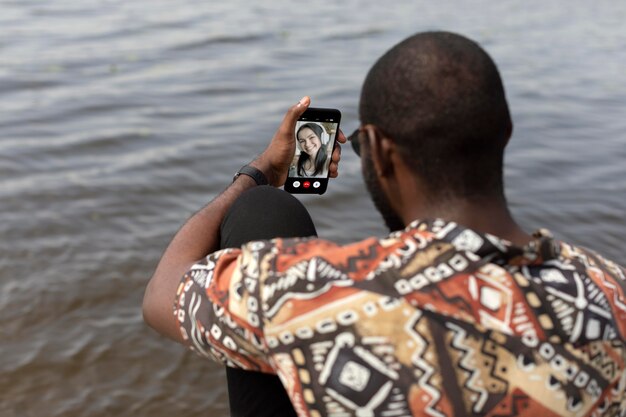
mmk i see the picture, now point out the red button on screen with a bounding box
[303,181,311,188]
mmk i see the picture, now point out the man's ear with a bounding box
[365,125,395,177]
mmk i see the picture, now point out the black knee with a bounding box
[220,186,317,249]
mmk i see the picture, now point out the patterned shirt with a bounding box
[174,219,626,417]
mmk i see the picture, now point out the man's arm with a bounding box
[143,174,258,342]
[142,96,345,342]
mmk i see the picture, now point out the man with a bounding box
[143,31,626,417]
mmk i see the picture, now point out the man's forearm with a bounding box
[143,174,258,342]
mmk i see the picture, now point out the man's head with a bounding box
[357,31,513,231]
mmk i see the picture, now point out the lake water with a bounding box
[1,1,625,416]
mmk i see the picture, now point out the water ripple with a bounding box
[1,1,625,416]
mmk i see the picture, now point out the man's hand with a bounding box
[250,96,347,186]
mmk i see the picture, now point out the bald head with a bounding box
[360,31,512,200]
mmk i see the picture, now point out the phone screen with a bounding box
[284,107,341,194]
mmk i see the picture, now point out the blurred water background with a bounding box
[1,0,625,416]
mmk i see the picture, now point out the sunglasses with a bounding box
[347,127,362,156]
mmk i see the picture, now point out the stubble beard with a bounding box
[362,153,406,233]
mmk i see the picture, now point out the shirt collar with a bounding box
[402,218,560,266]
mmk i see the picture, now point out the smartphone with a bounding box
[284,107,341,195]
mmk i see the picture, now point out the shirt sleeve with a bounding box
[173,242,274,373]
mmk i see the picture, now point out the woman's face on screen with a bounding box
[297,127,322,157]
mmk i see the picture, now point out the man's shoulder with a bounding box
[239,234,393,274]
[557,239,625,277]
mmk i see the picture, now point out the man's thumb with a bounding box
[297,96,310,107]
[280,96,310,133]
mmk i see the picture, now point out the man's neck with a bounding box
[404,197,532,247]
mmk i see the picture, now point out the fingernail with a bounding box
[297,96,308,106]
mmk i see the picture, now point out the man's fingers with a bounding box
[329,142,341,178]
[277,96,310,138]
[329,162,338,178]
[331,142,342,163]
[327,140,342,179]
[337,129,347,144]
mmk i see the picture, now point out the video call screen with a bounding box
[290,120,338,179]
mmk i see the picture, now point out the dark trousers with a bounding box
[219,186,316,417]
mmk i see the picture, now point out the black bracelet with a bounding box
[233,165,269,186]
